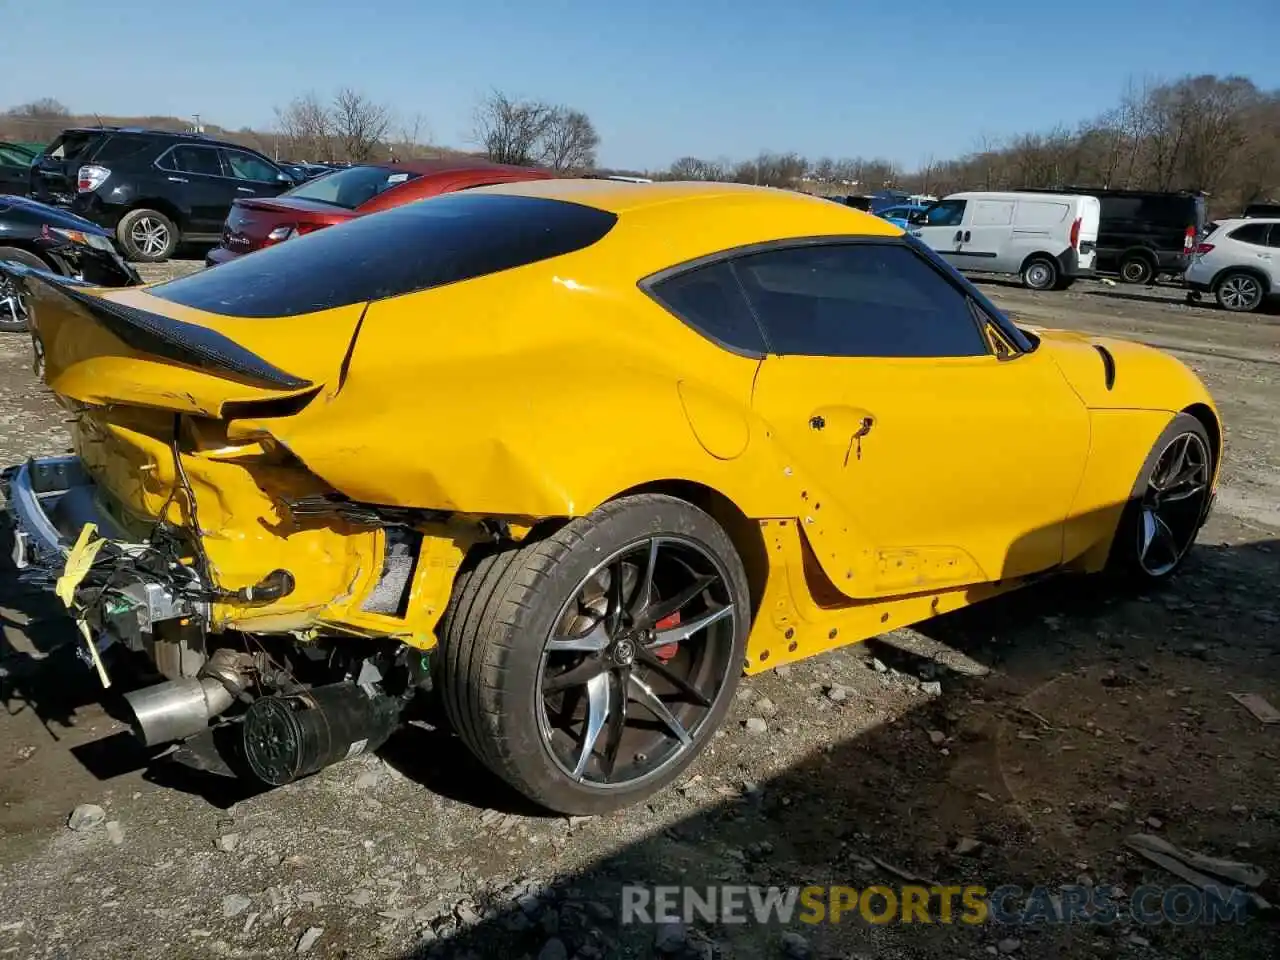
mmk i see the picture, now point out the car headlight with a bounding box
[50,227,115,253]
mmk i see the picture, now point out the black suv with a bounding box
[1021,187,1206,283]
[30,127,296,262]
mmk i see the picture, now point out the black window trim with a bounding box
[640,234,1033,360]
[153,142,282,182]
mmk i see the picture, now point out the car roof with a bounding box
[470,178,899,221]
[1213,218,1280,227]
[362,158,552,179]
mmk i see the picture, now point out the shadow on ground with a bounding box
[393,539,1280,960]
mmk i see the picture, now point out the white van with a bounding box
[907,191,1100,290]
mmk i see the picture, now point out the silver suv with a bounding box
[1184,218,1280,313]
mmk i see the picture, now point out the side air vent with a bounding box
[1093,344,1116,391]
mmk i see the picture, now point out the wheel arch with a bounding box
[1182,401,1222,476]
[1119,245,1158,267]
[1019,251,1059,272]
[605,479,769,621]
[1210,264,1271,294]
[125,197,187,230]
[0,243,64,274]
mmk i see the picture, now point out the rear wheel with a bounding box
[0,247,47,333]
[1214,271,1265,313]
[437,494,749,814]
[117,208,178,262]
[1021,257,1057,291]
[1108,413,1213,583]
[1119,254,1155,285]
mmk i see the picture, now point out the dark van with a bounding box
[1020,188,1206,284]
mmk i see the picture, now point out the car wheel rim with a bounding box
[1027,264,1051,288]
[1122,261,1148,282]
[1221,276,1259,309]
[131,217,170,257]
[0,272,29,327]
[536,535,737,791]
[1136,432,1210,577]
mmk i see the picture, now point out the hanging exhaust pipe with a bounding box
[123,649,253,746]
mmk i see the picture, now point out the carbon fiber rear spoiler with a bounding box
[0,259,311,392]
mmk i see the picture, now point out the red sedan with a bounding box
[205,159,553,266]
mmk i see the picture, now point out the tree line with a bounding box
[6,74,1277,213]
[658,75,1280,216]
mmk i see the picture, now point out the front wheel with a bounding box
[1214,271,1266,313]
[1107,413,1213,583]
[437,494,749,814]
[0,247,48,332]
[1021,257,1058,291]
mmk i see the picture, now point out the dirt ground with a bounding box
[0,266,1276,960]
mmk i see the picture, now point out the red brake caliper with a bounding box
[651,612,681,662]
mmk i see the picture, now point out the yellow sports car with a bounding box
[2,180,1220,813]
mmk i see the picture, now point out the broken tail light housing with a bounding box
[77,165,110,193]
[1194,243,1215,255]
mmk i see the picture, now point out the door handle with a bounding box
[237,187,255,193]
[167,176,188,183]
[963,230,971,242]
[953,230,963,242]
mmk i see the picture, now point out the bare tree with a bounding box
[472,91,555,166]
[541,108,599,173]
[668,156,727,181]
[274,93,334,162]
[6,98,70,119]
[332,88,392,163]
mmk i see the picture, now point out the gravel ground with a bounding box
[0,266,1277,960]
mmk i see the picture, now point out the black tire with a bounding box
[1107,412,1213,584]
[1054,277,1077,291]
[0,246,49,333]
[116,208,178,263]
[437,494,750,814]
[1213,270,1266,313]
[1021,257,1058,291]
[1119,254,1155,285]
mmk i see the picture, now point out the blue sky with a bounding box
[9,0,1280,170]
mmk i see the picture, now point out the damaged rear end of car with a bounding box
[3,263,485,785]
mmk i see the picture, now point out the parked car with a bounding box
[1242,202,1280,219]
[876,203,930,229]
[29,127,298,263]
[1184,218,1280,313]
[0,141,39,196]
[907,191,1100,290]
[1020,187,1205,283]
[205,159,553,266]
[0,195,140,331]
[279,162,332,183]
[6,181,1219,814]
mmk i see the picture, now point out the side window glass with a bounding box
[1266,224,1280,249]
[731,243,988,359]
[922,200,966,227]
[648,261,766,356]
[170,146,223,177]
[1230,223,1269,246]
[223,150,280,182]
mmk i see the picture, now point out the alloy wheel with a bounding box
[1136,432,1211,577]
[0,273,29,328]
[131,217,171,258]
[1218,275,1261,311]
[536,535,737,790]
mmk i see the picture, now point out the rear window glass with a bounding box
[284,165,424,209]
[149,193,617,318]
[45,131,100,161]
[1100,195,1198,227]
